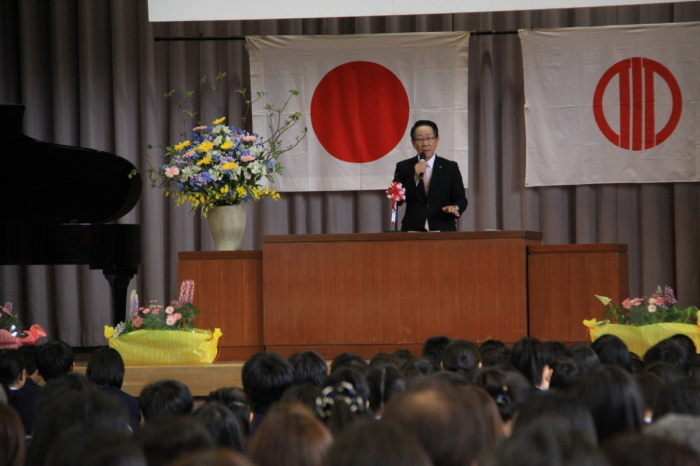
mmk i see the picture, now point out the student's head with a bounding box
[207,387,251,437]
[248,408,332,466]
[645,361,685,385]
[603,433,700,466]
[192,401,245,452]
[288,350,327,386]
[643,339,691,374]
[472,366,534,422]
[330,352,369,374]
[510,337,551,389]
[139,380,194,422]
[383,384,503,466]
[242,352,294,414]
[570,344,601,373]
[0,402,25,466]
[323,419,432,466]
[86,347,126,389]
[590,334,633,373]
[0,349,25,390]
[281,383,323,414]
[316,381,371,437]
[366,365,406,413]
[644,413,700,457]
[138,416,215,466]
[569,364,644,443]
[544,341,572,360]
[44,426,146,466]
[368,353,402,370]
[442,339,481,374]
[422,335,452,365]
[16,344,39,378]
[549,358,581,390]
[654,378,700,418]
[35,340,75,381]
[634,371,664,418]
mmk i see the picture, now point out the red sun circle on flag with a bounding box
[310,61,410,164]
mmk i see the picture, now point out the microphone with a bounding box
[419,152,425,180]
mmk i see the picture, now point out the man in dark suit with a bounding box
[394,120,467,231]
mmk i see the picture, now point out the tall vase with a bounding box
[208,204,248,251]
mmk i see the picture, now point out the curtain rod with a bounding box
[154,30,519,41]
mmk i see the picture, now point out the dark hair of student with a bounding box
[192,401,245,452]
[44,426,146,466]
[645,361,685,385]
[481,345,512,367]
[603,433,700,466]
[28,387,130,466]
[442,339,481,374]
[86,347,126,389]
[169,448,255,466]
[569,364,644,443]
[207,387,251,437]
[0,349,25,397]
[510,337,549,387]
[288,350,327,386]
[0,402,25,466]
[16,344,39,376]
[35,340,75,381]
[634,371,664,417]
[139,379,194,421]
[549,358,581,390]
[368,353,402,370]
[480,416,607,466]
[643,339,691,374]
[366,365,406,413]
[670,334,697,354]
[513,390,598,445]
[242,352,295,415]
[590,334,633,373]
[321,367,370,402]
[323,419,432,466]
[137,417,216,466]
[543,341,572,360]
[570,344,601,373]
[329,352,369,374]
[472,366,534,422]
[654,378,700,418]
[316,381,371,437]
[421,335,452,365]
[392,349,416,367]
[281,383,323,414]
[248,409,332,466]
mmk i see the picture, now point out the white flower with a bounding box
[648,304,657,313]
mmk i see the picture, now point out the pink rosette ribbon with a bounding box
[386,182,406,226]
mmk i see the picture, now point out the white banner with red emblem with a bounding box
[520,22,700,186]
[247,32,469,192]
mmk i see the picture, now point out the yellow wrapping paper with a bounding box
[587,322,700,357]
[104,326,222,366]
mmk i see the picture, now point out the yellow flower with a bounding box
[222,162,238,171]
[198,141,214,152]
[213,117,226,125]
[220,186,230,194]
[236,187,247,197]
[197,155,212,166]
[220,141,234,150]
[174,141,191,151]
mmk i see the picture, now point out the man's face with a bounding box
[412,125,439,160]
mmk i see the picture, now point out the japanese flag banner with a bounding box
[520,22,700,186]
[247,32,469,192]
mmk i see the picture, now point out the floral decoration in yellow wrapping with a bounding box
[104,326,222,366]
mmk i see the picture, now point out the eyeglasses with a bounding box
[412,137,436,144]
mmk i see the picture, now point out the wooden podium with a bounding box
[262,231,542,357]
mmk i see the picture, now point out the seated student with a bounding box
[86,347,141,432]
[510,338,553,390]
[0,398,26,466]
[644,413,700,457]
[43,426,146,466]
[421,335,453,367]
[323,419,432,466]
[192,401,245,453]
[634,371,664,422]
[442,339,482,375]
[288,350,328,386]
[643,338,691,375]
[603,432,700,466]
[0,349,26,400]
[281,383,323,415]
[366,366,405,417]
[316,381,371,436]
[471,366,534,434]
[138,416,216,466]
[35,340,75,382]
[13,345,42,435]
[207,387,251,438]
[248,404,332,466]
[329,353,369,375]
[241,352,294,434]
[548,358,581,390]
[654,378,700,418]
[590,334,633,373]
[570,344,601,373]
[139,380,194,423]
[368,353,402,371]
[480,340,512,367]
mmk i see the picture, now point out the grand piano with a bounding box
[0,104,142,324]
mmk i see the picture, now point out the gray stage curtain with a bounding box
[1,0,699,346]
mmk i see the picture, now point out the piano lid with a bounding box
[0,104,142,224]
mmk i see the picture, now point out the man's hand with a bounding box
[442,205,460,217]
[414,161,428,182]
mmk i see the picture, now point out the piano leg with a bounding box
[103,270,137,325]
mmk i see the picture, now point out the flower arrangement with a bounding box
[112,280,201,338]
[594,286,699,326]
[0,302,47,348]
[148,87,305,216]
